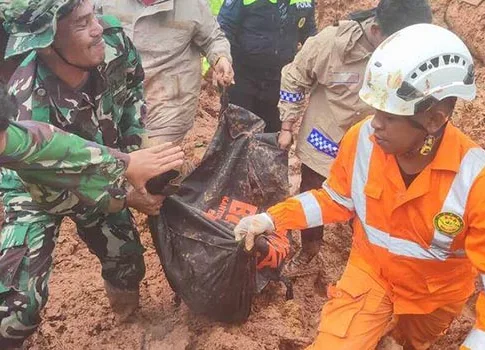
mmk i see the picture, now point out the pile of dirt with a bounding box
[22,1,485,349]
[446,1,485,65]
[315,0,374,29]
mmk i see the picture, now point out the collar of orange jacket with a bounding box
[430,123,462,172]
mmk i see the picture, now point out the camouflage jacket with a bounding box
[8,15,146,153]
[4,15,146,214]
[2,121,129,214]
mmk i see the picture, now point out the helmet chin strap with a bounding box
[51,45,91,71]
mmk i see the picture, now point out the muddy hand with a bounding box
[234,213,275,252]
[278,130,293,150]
[125,143,184,194]
[126,185,165,216]
[213,56,234,88]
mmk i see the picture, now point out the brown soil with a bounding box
[23,1,485,349]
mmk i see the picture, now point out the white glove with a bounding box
[234,213,275,252]
[460,328,485,350]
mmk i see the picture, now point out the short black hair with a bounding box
[376,0,433,37]
[58,0,84,20]
[0,83,15,131]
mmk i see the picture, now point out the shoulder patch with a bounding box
[100,15,123,30]
[433,212,465,237]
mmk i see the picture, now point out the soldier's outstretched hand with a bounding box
[125,143,184,194]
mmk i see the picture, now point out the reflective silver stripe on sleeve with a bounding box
[322,181,354,211]
[294,192,323,227]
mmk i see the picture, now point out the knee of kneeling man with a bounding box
[0,293,44,344]
[1,290,46,325]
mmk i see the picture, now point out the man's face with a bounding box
[53,0,105,68]
[370,110,427,155]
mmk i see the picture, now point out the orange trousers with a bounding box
[307,263,466,350]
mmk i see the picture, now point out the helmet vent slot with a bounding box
[397,81,424,101]
[464,64,475,85]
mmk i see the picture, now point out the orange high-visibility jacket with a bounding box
[268,118,485,347]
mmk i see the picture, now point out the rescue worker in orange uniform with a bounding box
[277,0,433,277]
[234,23,485,349]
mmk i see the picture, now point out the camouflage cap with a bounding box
[0,0,80,59]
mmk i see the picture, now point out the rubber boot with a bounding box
[104,280,140,323]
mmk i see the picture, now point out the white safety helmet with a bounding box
[359,23,476,116]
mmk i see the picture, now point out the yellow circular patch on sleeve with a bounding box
[433,212,465,237]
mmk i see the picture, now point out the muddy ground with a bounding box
[24,1,485,349]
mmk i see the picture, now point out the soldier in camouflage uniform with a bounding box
[0,0,169,347]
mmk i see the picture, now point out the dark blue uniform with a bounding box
[218,0,316,132]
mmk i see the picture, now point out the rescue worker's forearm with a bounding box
[194,0,232,67]
[278,50,316,123]
[279,62,308,123]
[1,121,129,169]
[279,31,333,124]
[1,121,129,213]
[267,186,355,232]
[279,100,305,124]
[281,121,294,131]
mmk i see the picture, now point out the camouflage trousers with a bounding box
[0,171,145,346]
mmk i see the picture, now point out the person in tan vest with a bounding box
[95,0,234,145]
[277,0,433,277]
